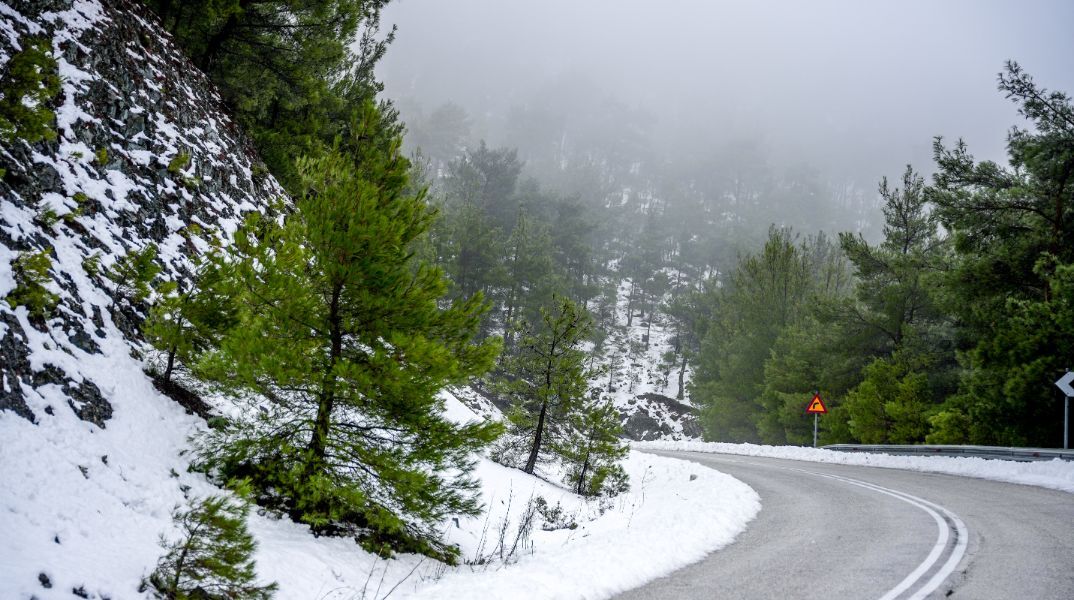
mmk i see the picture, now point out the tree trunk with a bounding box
[677,352,687,400]
[523,399,548,474]
[627,279,636,327]
[308,285,342,469]
[169,520,203,596]
[576,452,590,495]
[163,344,176,385]
[645,298,653,350]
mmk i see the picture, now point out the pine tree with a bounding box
[149,492,277,600]
[107,244,162,311]
[447,200,505,304]
[502,207,558,347]
[144,251,235,385]
[0,36,61,145]
[839,166,946,352]
[141,0,394,192]
[691,227,813,443]
[550,199,596,306]
[5,249,59,320]
[195,103,501,561]
[555,399,628,497]
[446,141,523,231]
[926,63,1074,445]
[499,296,592,474]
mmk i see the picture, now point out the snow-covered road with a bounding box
[617,451,1074,600]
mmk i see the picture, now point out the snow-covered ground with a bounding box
[635,440,1074,495]
[595,277,690,407]
[0,365,759,599]
[589,273,701,441]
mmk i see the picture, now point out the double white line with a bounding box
[792,468,969,600]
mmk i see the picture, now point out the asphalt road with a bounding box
[616,450,1074,600]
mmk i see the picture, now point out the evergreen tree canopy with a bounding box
[142,0,394,191]
[556,398,628,497]
[839,166,944,351]
[196,105,501,561]
[0,36,60,145]
[499,296,593,474]
[927,62,1074,445]
[150,492,277,600]
[691,227,816,442]
[834,167,956,444]
[446,141,523,231]
[144,249,237,385]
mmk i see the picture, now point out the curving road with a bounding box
[616,450,1074,600]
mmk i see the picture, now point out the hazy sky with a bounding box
[377,0,1074,184]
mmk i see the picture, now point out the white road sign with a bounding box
[1056,371,1074,397]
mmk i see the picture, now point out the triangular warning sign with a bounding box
[806,393,828,414]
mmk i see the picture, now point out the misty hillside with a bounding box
[377,1,1074,450]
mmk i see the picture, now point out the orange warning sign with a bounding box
[806,393,828,414]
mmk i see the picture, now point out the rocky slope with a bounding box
[0,1,283,595]
[1,0,281,424]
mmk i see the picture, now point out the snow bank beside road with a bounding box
[400,449,760,600]
[636,440,1074,494]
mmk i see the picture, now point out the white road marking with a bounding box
[657,451,971,599]
[790,468,968,600]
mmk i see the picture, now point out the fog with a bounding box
[377,0,1074,229]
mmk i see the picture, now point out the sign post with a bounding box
[1056,371,1074,449]
[806,392,828,448]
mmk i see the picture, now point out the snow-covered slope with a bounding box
[1,2,753,598]
[590,275,702,441]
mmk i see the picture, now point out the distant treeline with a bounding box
[685,63,1074,447]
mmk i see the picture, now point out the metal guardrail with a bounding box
[822,444,1074,462]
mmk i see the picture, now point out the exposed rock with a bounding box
[1,0,282,425]
[0,314,35,421]
[618,393,702,441]
[66,378,110,427]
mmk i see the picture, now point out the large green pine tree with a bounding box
[196,103,501,561]
[927,62,1074,445]
[691,227,814,442]
[839,167,945,353]
[837,167,955,443]
[141,0,393,191]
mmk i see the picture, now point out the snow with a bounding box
[587,271,701,441]
[0,310,208,598]
[635,440,1074,494]
[0,243,15,298]
[1,373,759,599]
